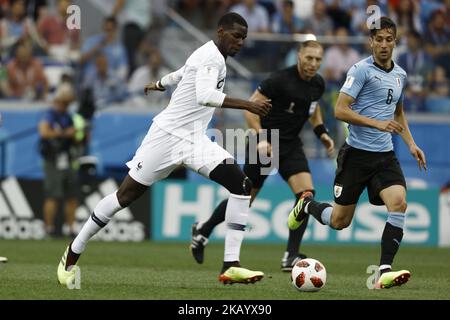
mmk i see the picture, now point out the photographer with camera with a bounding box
[38,83,78,237]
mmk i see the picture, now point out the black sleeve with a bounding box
[257,74,279,100]
[316,75,326,100]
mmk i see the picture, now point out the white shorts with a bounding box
[126,123,233,186]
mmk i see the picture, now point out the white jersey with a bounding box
[153,41,226,142]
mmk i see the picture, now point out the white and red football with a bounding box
[291,258,327,292]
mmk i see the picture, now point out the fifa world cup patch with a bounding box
[343,76,354,89]
[334,184,343,198]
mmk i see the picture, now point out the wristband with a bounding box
[156,80,165,90]
[313,124,328,139]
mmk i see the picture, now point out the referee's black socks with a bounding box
[199,199,228,238]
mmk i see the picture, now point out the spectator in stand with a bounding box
[351,0,388,36]
[424,9,450,58]
[417,0,442,31]
[229,0,270,69]
[79,16,128,84]
[303,0,333,36]
[202,0,241,29]
[0,1,8,19]
[429,65,449,98]
[424,9,450,76]
[26,0,47,21]
[112,0,152,77]
[0,0,45,56]
[389,0,422,43]
[82,53,127,111]
[326,0,351,30]
[269,0,304,69]
[6,40,48,100]
[272,0,304,34]
[445,0,450,28]
[397,30,434,112]
[0,56,10,97]
[323,27,361,84]
[128,50,170,108]
[229,0,269,33]
[37,0,80,63]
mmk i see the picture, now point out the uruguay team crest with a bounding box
[334,185,343,198]
[396,77,401,87]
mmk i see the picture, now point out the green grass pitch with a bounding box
[1,240,449,300]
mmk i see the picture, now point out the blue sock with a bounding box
[387,212,405,229]
[321,207,333,226]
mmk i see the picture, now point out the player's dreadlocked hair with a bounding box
[218,12,248,30]
[369,16,397,38]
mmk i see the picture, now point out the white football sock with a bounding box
[379,264,392,272]
[224,193,250,263]
[72,193,123,254]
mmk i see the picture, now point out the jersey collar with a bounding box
[372,58,395,73]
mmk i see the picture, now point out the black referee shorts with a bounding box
[244,143,310,189]
[333,143,406,206]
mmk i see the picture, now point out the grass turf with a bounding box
[0,240,449,300]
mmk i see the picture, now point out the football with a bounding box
[291,258,327,292]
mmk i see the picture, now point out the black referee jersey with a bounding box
[258,65,325,143]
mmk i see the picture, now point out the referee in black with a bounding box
[190,40,335,271]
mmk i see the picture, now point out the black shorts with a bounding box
[334,143,406,206]
[244,141,310,189]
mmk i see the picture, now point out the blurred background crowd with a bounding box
[0,0,448,114]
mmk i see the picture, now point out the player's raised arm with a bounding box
[309,104,335,157]
[394,101,427,171]
[222,96,272,117]
[224,86,271,117]
[144,65,186,95]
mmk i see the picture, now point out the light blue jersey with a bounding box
[340,56,407,152]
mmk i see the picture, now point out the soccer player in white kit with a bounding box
[57,13,272,285]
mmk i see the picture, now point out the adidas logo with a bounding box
[0,177,45,239]
[72,179,145,242]
[0,177,145,242]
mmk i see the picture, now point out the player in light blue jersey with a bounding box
[287,17,427,289]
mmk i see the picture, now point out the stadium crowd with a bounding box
[180,0,450,113]
[0,0,447,115]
